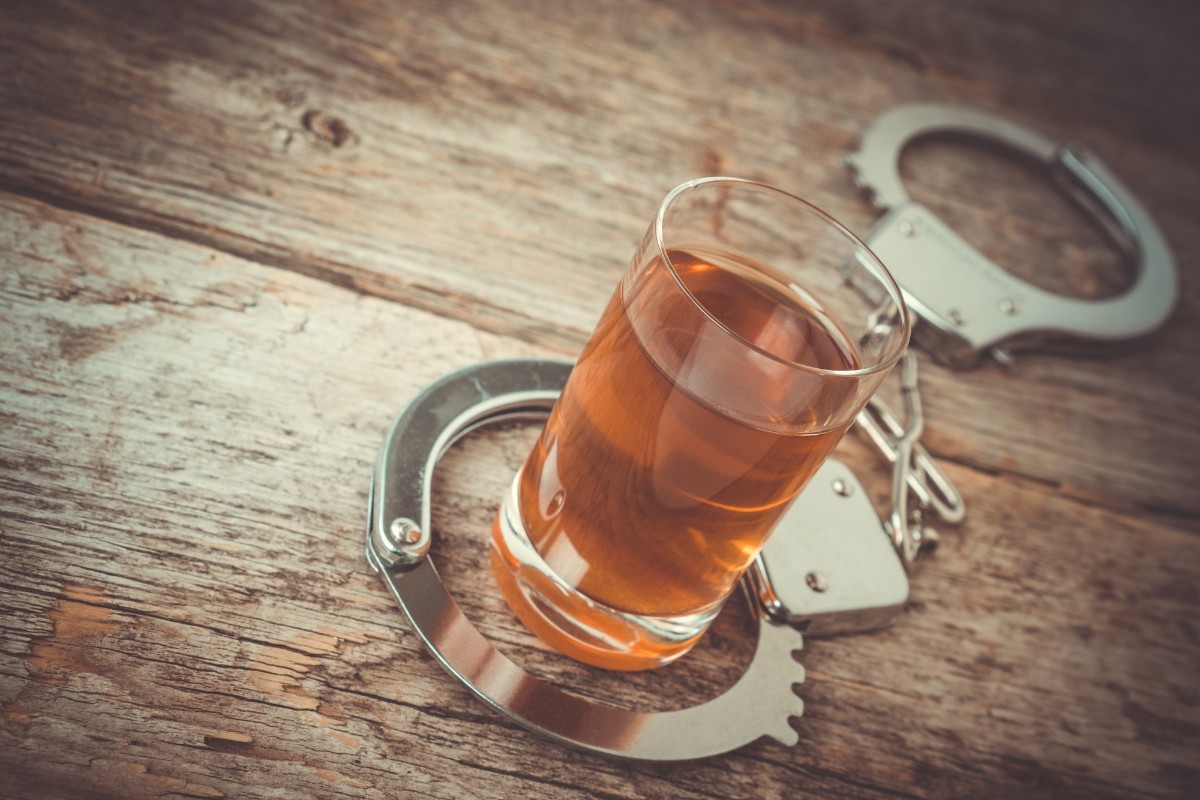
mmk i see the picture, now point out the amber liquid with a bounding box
[493,248,859,668]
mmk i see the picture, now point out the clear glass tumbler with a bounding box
[491,178,912,670]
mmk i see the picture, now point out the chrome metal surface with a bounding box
[368,358,569,576]
[374,517,427,566]
[365,358,966,757]
[881,352,936,565]
[846,103,1178,368]
[747,351,964,631]
[748,457,910,636]
[855,397,966,526]
[366,359,806,761]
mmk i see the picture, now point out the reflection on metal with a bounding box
[846,103,1178,369]
[367,359,805,761]
[365,358,964,759]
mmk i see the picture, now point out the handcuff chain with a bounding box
[855,351,964,568]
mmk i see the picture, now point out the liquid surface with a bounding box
[513,249,860,618]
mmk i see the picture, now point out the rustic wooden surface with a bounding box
[2,1,1199,797]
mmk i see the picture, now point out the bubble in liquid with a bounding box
[545,490,565,517]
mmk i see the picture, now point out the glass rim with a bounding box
[653,176,913,378]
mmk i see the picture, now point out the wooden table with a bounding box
[3,1,1198,797]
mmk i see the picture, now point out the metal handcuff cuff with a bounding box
[365,105,1177,761]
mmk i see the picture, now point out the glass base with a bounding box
[490,474,722,671]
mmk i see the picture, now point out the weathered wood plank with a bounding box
[728,0,1200,163]
[2,195,1198,798]
[0,194,877,799]
[1,0,1197,516]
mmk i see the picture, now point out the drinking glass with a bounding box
[491,178,911,670]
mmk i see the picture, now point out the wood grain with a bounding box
[1,1,1198,797]
[2,0,1197,519]
[2,194,1198,798]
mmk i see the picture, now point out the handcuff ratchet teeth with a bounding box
[845,103,1178,369]
[361,104,1170,760]
[365,358,963,760]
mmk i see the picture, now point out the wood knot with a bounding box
[301,110,354,148]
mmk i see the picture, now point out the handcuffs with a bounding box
[846,104,1177,368]
[365,105,1177,761]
